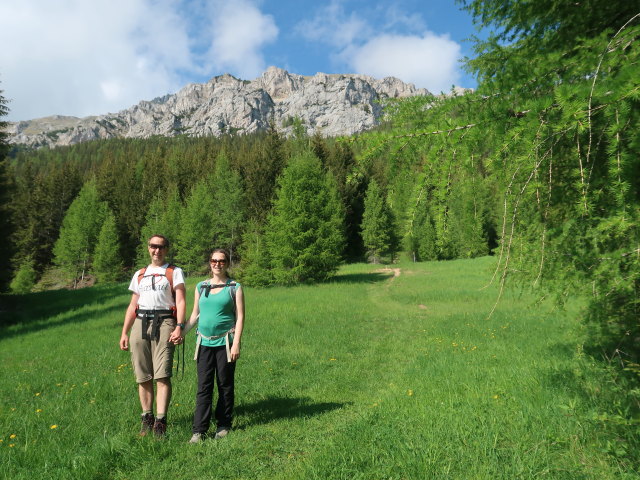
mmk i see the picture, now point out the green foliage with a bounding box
[9,257,37,294]
[266,151,345,284]
[236,219,273,287]
[241,124,286,222]
[457,2,640,361]
[176,179,216,274]
[412,208,438,262]
[137,188,182,267]
[7,131,369,279]
[350,3,640,370]
[52,180,108,288]
[210,152,245,261]
[92,210,123,283]
[0,85,12,291]
[10,162,82,275]
[361,179,396,263]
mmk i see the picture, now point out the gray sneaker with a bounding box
[189,432,205,444]
[214,427,230,439]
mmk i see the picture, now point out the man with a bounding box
[119,234,186,437]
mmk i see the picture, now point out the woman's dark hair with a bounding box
[210,248,230,264]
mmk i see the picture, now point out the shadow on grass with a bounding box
[541,341,596,401]
[0,282,127,333]
[234,396,348,428]
[329,272,394,285]
[173,397,348,430]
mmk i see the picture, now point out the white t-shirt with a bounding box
[128,264,186,310]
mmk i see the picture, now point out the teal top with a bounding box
[196,280,239,347]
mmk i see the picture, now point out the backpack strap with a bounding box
[198,280,238,315]
[228,281,237,315]
[137,266,147,285]
[166,264,176,302]
[137,264,177,305]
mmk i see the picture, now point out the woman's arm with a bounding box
[183,285,201,334]
[229,286,245,361]
[169,285,200,343]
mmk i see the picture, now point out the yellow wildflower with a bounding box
[36,409,42,413]
[50,425,58,429]
[9,434,16,439]
[492,395,499,400]
[35,392,40,396]
[408,390,414,396]
[9,444,15,448]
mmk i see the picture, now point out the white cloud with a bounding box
[203,0,278,79]
[295,2,463,94]
[345,33,462,93]
[0,0,277,121]
[295,1,369,48]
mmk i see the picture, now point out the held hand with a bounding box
[119,334,129,351]
[169,327,183,345]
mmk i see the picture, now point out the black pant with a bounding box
[192,345,236,434]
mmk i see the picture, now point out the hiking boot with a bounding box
[153,417,167,437]
[189,432,205,444]
[214,426,230,439]
[139,413,155,436]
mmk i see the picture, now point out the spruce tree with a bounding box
[53,180,108,287]
[211,152,245,261]
[242,124,285,222]
[176,179,216,274]
[265,151,345,284]
[9,257,37,294]
[361,180,395,264]
[93,210,123,283]
[137,188,182,267]
[413,208,438,262]
[236,220,273,286]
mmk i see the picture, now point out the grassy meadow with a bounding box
[0,257,637,479]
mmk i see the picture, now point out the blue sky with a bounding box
[0,0,487,122]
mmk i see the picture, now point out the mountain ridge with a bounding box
[7,66,465,149]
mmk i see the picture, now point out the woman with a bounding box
[177,248,245,443]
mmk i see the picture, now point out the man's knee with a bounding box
[156,378,172,388]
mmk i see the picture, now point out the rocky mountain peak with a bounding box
[6,67,459,150]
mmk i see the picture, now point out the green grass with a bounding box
[0,257,637,479]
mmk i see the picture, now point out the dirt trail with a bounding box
[375,267,401,278]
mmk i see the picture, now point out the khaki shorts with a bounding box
[130,315,176,383]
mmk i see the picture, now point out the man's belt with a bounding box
[136,308,175,340]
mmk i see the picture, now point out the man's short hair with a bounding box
[148,234,170,249]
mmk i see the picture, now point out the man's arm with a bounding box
[169,284,187,344]
[120,293,139,350]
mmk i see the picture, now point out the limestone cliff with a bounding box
[8,67,437,149]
